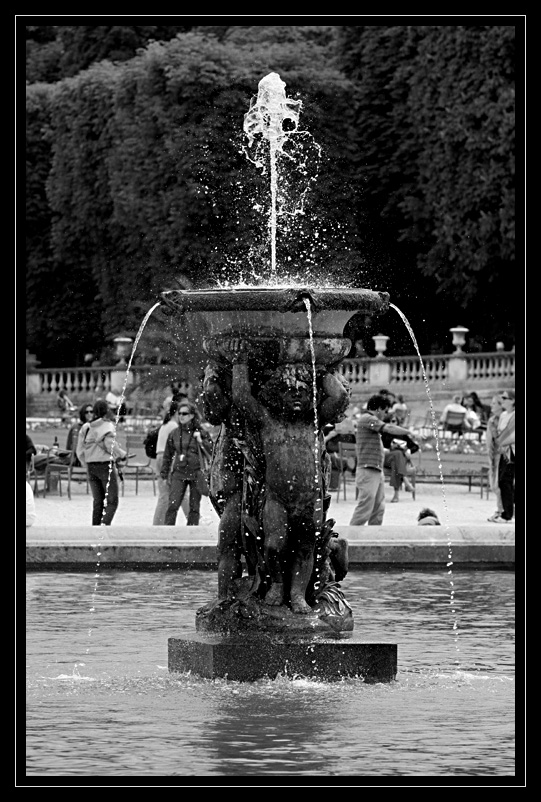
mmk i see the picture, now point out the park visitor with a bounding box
[493,389,515,523]
[349,394,419,526]
[160,402,213,526]
[76,399,127,525]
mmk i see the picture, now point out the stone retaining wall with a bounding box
[26,525,515,569]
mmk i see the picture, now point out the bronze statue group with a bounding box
[199,338,352,631]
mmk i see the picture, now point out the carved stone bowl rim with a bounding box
[160,286,390,314]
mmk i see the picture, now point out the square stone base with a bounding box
[168,634,397,682]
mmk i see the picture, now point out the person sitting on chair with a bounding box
[440,395,471,434]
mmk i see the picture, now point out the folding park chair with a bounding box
[65,449,89,500]
[335,441,358,502]
[27,453,46,497]
[42,447,72,497]
[440,410,468,437]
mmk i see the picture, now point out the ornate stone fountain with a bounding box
[162,73,396,680]
[162,285,397,681]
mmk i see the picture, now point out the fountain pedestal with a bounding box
[168,634,397,682]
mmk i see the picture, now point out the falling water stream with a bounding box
[303,297,324,593]
[390,303,460,663]
[85,301,162,653]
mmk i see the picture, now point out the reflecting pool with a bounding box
[26,569,515,778]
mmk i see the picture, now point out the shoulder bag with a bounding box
[195,441,210,496]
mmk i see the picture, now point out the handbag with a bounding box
[195,470,209,497]
[195,441,210,496]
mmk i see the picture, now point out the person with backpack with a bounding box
[151,401,181,525]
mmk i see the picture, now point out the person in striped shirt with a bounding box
[349,394,418,526]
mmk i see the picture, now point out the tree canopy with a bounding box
[24,23,517,368]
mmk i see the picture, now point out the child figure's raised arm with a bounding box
[319,370,350,425]
[202,361,231,425]
[229,339,264,426]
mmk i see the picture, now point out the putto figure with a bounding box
[162,284,391,636]
[228,338,348,613]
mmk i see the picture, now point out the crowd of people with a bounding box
[322,386,515,526]
[26,382,213,529]
[26,384,515,529]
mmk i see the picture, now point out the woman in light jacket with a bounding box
[486,395,504,522]
[77,399,127,525]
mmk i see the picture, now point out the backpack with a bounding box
[143,426,160,459]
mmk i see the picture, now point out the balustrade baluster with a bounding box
[27,353,513,417]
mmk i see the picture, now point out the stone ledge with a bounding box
[25,525,515,568]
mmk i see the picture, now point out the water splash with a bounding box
[243,72,321,278]
[390,303,460,666]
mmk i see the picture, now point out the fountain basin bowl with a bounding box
[160,286,390,365]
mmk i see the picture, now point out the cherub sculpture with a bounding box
[229,339,349,613]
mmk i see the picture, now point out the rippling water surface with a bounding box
[25,569,515,778]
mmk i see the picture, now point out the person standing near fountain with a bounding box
[152,400,180,525]
[76,399,127,525]
[486,394,504,522]
[160,401,213,526]
[349,394,419,526]
[493,389,515,523]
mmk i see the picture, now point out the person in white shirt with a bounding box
[440,394,472,433]
[390,394,409,425]
[462,396,482,430]
[105,390,127,423]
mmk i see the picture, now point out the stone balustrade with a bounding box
[27,366,119,396]
[26,352,515,396]
[26,351,515,414]
[335,351,514,389]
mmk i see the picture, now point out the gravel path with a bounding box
[28,476,503,529]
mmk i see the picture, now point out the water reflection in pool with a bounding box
[25,569,515,778]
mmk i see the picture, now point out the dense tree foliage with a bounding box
[26,27,357,370]
[25,24,517,368]
[334,24,516,351]
[25,25,194,82]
